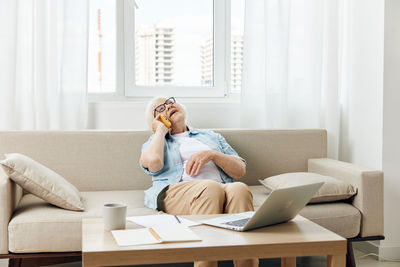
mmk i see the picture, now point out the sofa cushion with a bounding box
[249,185,271,209]
[299,203,361,238]
[8,191,157,253]
[0,153,84,211]
[258,172,357,203]
[251,185,361,238]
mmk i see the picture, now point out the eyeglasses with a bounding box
[153,97,176,118]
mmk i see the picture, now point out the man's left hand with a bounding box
[186,150,216,177]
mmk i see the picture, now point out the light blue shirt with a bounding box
[140,126,245,210]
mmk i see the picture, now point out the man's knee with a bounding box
[226,182,251,196]
[226,182,253,204]
[195,180,225,202]
[224,182,254,213]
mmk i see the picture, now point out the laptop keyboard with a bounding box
[223,218,250,227]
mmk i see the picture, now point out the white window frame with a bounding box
[89,0,231,100]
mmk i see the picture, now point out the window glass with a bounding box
[88,0,116,93]
[231,0,245,93]
[135,0,214,87]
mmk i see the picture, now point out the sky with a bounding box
[88,0,245,92]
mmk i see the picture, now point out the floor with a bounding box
[0,249,399,267]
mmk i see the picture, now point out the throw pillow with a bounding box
[259,172,357,203]
[0,153,84,211]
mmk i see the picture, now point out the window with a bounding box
[88,0,245,98]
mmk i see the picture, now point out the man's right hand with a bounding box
[152,114,170,135]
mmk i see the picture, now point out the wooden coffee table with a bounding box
[82,215,346,267]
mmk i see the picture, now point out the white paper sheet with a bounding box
[127,214,201,228]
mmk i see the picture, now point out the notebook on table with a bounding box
[111,225,201,246]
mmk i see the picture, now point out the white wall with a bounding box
[88,100,241,130]
[338,0,384,170]
[380,0,400,260]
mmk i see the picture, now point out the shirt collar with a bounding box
[187,125,199,135]
[166,125,199,140]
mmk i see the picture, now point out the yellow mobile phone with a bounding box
[158,115,172,129]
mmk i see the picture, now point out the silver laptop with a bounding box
[201,182,324,231]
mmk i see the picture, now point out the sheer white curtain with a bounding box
[0,0,88,130]
[241,0,346,158]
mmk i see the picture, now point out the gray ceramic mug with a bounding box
[103,203,127,231]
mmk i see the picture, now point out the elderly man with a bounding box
[139,96,258,267]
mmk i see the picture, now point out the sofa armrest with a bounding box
[308,158,383,238]
[0,168,23,254]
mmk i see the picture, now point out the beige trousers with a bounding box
[161,180,259,267]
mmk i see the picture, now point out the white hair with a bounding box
[145,96,188,130]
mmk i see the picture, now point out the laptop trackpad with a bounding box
[216,211,255,223]
[223,217,250,227]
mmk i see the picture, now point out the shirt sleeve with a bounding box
[215,132,246,164]
[139,134,164,176]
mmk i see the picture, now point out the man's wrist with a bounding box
[209,150,218,161]
[156,125,169,135]
[154,128,168,138]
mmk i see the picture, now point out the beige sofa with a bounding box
[0,130,384,265]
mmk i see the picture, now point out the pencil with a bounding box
[148,227,161,242]
[174,215,181,223]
